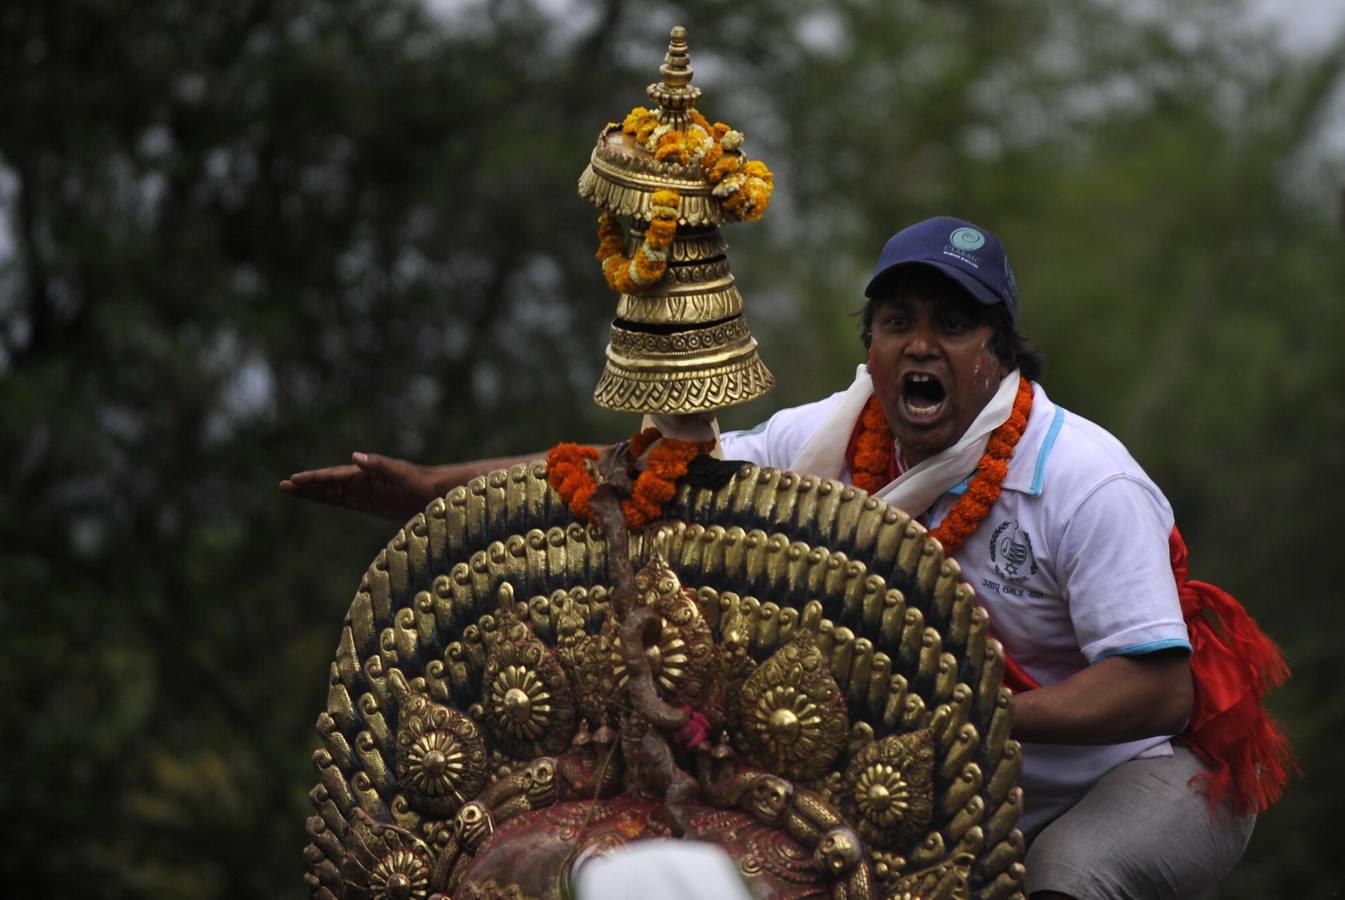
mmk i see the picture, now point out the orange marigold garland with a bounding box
[616,106,774,222]
[546,442,601,520]
[547,429,713,530]
[849,396,895,495]
[846,375,1034,555]
[596,189,681,294]
[596,108,774,294]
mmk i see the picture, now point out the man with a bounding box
[714,217,1255,897]
[283,216,1260,898]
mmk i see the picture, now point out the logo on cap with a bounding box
[949,227,985,251]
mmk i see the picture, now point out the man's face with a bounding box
[867,287,1008,467]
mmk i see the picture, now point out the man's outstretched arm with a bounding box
[280,451,543,523]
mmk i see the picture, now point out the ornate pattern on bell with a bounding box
[578,26,775,415]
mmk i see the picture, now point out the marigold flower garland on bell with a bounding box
[547,428,714,529]
[620,106,775,222]
[847,375,1034,555]
[595,108,774,296]
[596,188,681,294]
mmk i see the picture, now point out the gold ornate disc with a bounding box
[304,462,1027,900]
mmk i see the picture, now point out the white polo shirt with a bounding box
[720,378,1191,834]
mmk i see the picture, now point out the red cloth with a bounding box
[996,526,1297,815]
[1168,526,1298,815]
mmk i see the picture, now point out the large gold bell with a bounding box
[578,26,775,416]
[592,223,774,414]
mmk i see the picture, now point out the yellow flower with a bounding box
[709,155,741,184]
[622,106,655,134]
[595,191,682,294]
[644,122,674,152]
[742,159,774,182]
[654,131,686,163]
[650,188,680,209]
[646,219,677,247]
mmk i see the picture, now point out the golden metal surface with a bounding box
[841,729,935,851]
[305,464,1027,900]
[593,349,775,414]
[735,635,848,781]
[579,136,722,227]
[613,281,743,324]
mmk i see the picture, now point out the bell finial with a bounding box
[647,26,702,126]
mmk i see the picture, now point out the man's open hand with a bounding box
[279,452,442,523]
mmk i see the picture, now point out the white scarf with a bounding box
[789,364,1022,518]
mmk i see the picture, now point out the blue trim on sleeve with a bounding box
[1030,407,1067,496]
[1090,638,1192,663]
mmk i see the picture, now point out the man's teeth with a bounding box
[904,374,943,415]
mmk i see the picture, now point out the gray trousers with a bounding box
[1025,747,1255,899]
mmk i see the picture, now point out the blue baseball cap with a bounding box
[864,216,1019,319]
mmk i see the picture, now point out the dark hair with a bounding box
[860,267,1044,381]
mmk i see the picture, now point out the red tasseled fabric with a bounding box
[994,527,1297,816]
[1169,526,1299,816]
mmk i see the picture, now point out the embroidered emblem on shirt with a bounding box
[989,520,1038,583]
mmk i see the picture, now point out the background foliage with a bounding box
[2,0,1342,895]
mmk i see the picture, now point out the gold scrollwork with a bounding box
[593,352,775,414]
[607,316,750,357]
[735,636,848,781]
[841,730,935,851]
[481,616,575,759]
[394,693,487,819]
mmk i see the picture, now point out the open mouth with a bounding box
[902,372,946,419]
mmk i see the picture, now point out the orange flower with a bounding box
[646,218,677,243]
[742,160,774,182]
[547,443,603,520]
[595,198,680,295]
[547,431,712,529]
[708,155,741,183]
[846,376,1034,555]
[655,131,686,163]
[650,188,680,209]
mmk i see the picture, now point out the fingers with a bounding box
[284,464,361,485]
[352,451,404,477]
[280,452,420,519]
[279,464,362,506]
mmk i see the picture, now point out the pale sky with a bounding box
[1,1,1342,267]
[1251,0,1345,51]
